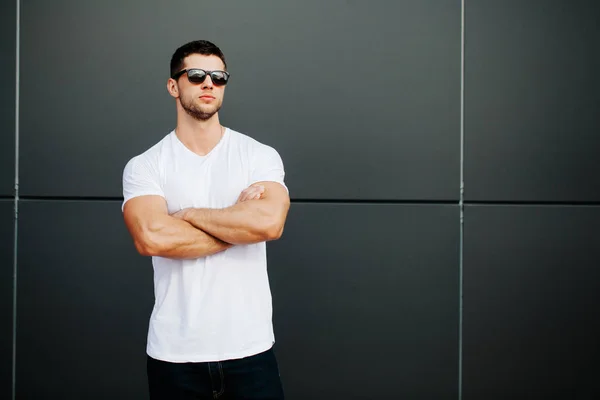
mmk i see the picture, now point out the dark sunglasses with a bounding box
[172,68,230,86]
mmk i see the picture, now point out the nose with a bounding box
[201,75,214,90]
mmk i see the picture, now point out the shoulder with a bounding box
[227,127,282,158]
[123,131,173,173]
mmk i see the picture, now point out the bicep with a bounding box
[122,195,169,242]
[255,181,290,218]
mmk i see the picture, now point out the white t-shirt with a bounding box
[121,127,287,363]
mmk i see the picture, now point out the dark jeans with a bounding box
[147,347,285,400]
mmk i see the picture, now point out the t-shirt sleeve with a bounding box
[250,144,289,194]
[121,154,165,211]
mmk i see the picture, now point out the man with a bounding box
[121,40,290,400]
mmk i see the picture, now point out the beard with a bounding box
[180,96,222,121]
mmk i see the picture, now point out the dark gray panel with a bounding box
[0,201,14,400]
[269,204,459,399]
[20,0,460,200]
[0,1,15,196]
[465,0,600,201]
[463,205,600,399]
[16,201,153,399]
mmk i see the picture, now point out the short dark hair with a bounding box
[170,40,227,77]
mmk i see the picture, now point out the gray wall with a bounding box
[1,0,598,399]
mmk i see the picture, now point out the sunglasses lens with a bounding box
[182,69,229,85]
[210,71,229,85]
[187,70,207,83]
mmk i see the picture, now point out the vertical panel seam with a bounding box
[12,1,20,399]
[458,0,465,399]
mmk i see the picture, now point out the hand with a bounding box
[171,208,192,220]
[236,184,264,204]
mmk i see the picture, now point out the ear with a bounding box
[166,78,179,98]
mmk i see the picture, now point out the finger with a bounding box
[245,191,261,201]
[238,185,265,203]
[242,189,257,202]
[247,187,263,196]
[172,210,185,219]
[238,188,256,203]
[246,190,263,202]
[239,188,253,201]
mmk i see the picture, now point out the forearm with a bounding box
[183,201,281,245]
[137,216,232,259]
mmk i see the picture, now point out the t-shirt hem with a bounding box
[146,340,275,363]
[248,179,289,194]
[121,192,165,211]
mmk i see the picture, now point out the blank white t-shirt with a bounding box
[121,127,287,363]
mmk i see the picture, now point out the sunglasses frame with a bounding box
[172,68,230,85]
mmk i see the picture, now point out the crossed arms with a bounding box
[122,181,290,259]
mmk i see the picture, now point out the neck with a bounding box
[175,112,224,156]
